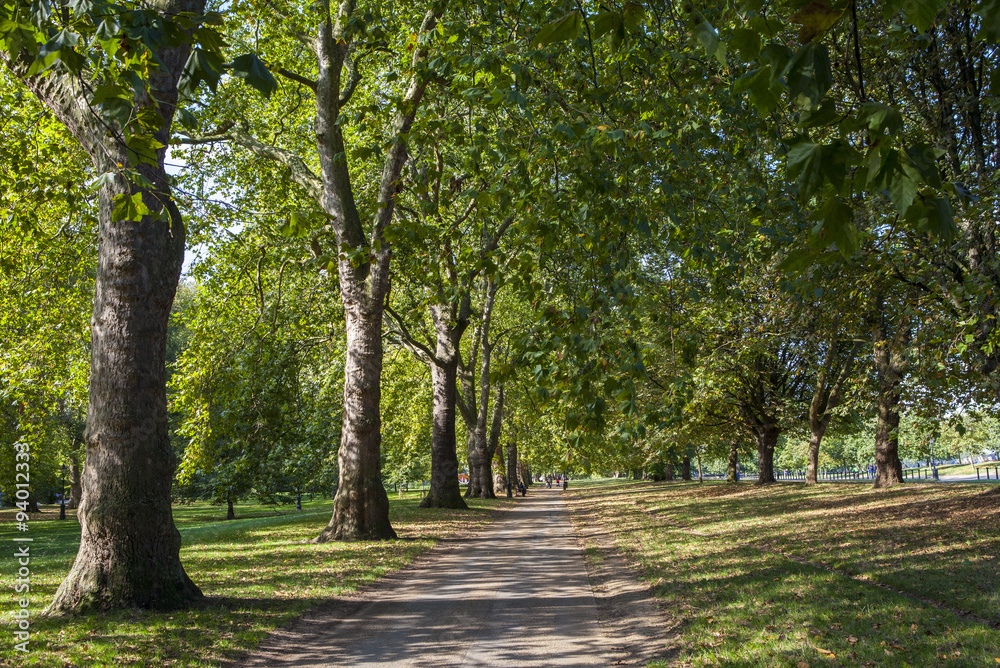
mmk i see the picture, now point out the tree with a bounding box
[0,0,240,612]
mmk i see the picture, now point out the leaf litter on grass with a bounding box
[569,481,1000,667]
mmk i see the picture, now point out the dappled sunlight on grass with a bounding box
[568,481,1000,667]
[1,495,509,667]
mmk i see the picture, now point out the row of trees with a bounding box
[1,0,998,615]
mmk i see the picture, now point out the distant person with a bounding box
[517,482,526,497]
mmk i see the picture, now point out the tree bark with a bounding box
[681,456,691,481]
[755,425,779,484]
[420,318,467,508]
[420,360,466,509]
[517,461,531,487]
[664,462,675,481]
[506,441,517,498]
[226,495,235,520]
[463,428,481,498]
[68,462,82,510]
[463,279,500,499]
[727,441,740,482]
[317,303,396,540]
[872,306,909,489]
[20,0,205,615]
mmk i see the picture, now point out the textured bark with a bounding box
[463,429,481,498]
[506,442,517,498]
[517,461,531,487]
[727,441,740,483]
[664,462,675,481]
[420,314,467,509]
[68,462,82,510]
[460,279,500,499]
[681,457,691,481]
[317,304,396,540]
[755,425,779,485]
[25,0,205,615]
[872,308,910,489]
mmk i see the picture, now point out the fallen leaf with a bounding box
[816,647,836,658]
[847,635,858,645]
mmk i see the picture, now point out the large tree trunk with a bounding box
[226,495,235,520]
[806,431,824,486]
[681,456,691,481]
[755,425,779,484]
[727,441,740,482]
[464,279,500,499]
[872,309,909,489]
[506,441,517,498]
[421,361,466,508]
[47,174,200,614]
[317,303,396,540]
[420,341,467,509]
[31,2,204,614]
[517,461,530,487]
[464,428,482,498]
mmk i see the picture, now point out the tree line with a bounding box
[1,0,997,615]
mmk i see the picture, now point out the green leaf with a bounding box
[178,48,224,97]
[622,2,645,32]
[905,196,957,239]
[811,197,858,256]
[759,42,793,82]
[783,42,832,109]
[112,192,151,222]
[694,21,727,67]
[789,0,844,43]
[777,248,822,273]
[729,28,761,61]
[786,140,824,201]
[856,102,903,135]
[888,169,920,213]
[230,53,278,98]
[975,0,1000,42]
[905,142,944,189]
[530,11,582,48]
[592,12,626,53]
[30,0,52,26]
[797,98,838,128]
[592,11,620,38]
[96,17,119,41]
[177,108,199,130]
[884,0,947,32]
[126,134,164,167]
[734,66,780,114]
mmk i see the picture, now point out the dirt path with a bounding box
[240,488,666,667]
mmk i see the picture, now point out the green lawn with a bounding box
[568,481,1000,667]
[1,493,507,667]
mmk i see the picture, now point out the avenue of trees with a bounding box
[1,0,998,614]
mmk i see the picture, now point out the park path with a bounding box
[241,489,625,667]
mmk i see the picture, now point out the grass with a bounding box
[567,481,1000,667]
[1,492,508,667]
